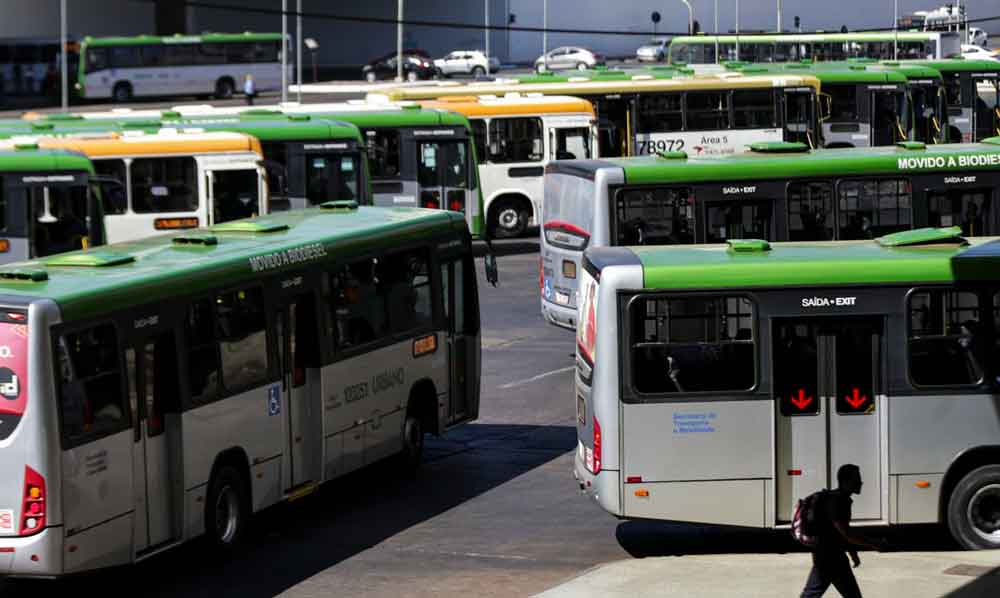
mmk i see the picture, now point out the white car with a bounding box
[434,50,500,77]
[960,44,999,62]
[635,38,669,62]
[534,47,605,72]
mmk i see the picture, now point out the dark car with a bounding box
[363,50,437,83]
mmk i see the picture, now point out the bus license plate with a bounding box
[555,290,570,305]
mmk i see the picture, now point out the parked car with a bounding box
[635,38,669,62]
[434,50,500,77]
[959,44,999,62]
[534,47,604,72]
[362,50,437,82]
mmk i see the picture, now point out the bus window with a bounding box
[186,299,220,404]
[669,43,689,64]
[554,127,592,160]
[365,129,401,179]
[307,155,359,205]
[705,200,773,242]
[629,295,755,394]
[93,159,127,214]
[215,287,269,394]
[384,249,433,334]
[827,85,858,121]
[85,47,108,73]
[733,89,777,129]
[212,169,260,222]
[328,258,387,349]
[837,179,911,239]
[109,46,141,69]
[614,187,694,246]
[131,157,198,213]
[56,324,128,445]
[140,45,165,66]
[197,43,227,65]
[260,141,289,208]
[488,117,543,163]
[974,79,1000,141]
[927,189,990,236]
[908,290,984,387]
[31,186,90,257]
[470,119,487,164]
[164,44,196,66]
[774,321,820,416]
[685,91,730,130]
[787,181,834,241]
[419,142,469,189]
[637,93,683,134]
[944,73,963,109]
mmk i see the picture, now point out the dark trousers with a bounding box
[801,550,862,598]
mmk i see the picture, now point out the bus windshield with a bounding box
[306,153,360,205]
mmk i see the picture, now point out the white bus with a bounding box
[0,204,487,577]
[75,32,289,103]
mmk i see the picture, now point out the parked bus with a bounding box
[0,203,489,577]
[668,31,961,65]
[541,140,1000,329]
[380,73,823,158]
[418,94,598,237]
[23,101,485,237]
[0,144,104,262]
[75,32,288,102]
[574,228,1000,550]
[897,59,1000,143]
[9,113,369,211]
[2,130,267,243]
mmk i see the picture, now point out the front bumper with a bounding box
[541,297,576,330]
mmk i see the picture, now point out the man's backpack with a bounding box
[791,490,830,547]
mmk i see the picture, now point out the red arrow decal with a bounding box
[845,388,867,410]
[790,388,813,411]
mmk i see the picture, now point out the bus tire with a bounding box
[204,464,250,551]
[471,66,486,78]
[112,82,133,103]
[214,77,235,100]
[947,464,1000,550]
[397,412,425,473]
[489,197,531,238]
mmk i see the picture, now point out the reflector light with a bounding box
[635,489,650,497]
[915,480,931,489]
[626,476,642,484]
[787,469,802,476]
[19,466,45,537]
[592,416,602,474]
[0,239,9,253]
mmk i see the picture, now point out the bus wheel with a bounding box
[205,464,249,550]
[397,413,424,472]
[112,82,133,103]
[947,464,1000,549]
[214,77,235,100]
[490,198,529,238]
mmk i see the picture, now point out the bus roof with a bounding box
[896,58,1000,74]
[381,73,822,101]
[0,206,465,322]
[670,31,949,44]
[0,130,263,158]
[549,141,1000,185]
[0,146,94,173]
[81,32,284,47]
[728,61,911,84]
[418,94,596,117]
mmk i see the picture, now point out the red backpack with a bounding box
[791,490,830,547]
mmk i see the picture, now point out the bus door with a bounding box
[782,87,818,147]
[592,94,634,157]
[925,186,993,236]
[202,159,265,225]
[774,317,885,523]
[272,287,322,489]
[972,75,1000,142]
[909,82,943,143]
[440,252,480,426]
[416,139,473,216]
[870,87,907,147]
[126,330,181,554]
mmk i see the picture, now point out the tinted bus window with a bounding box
[307,155,359,205]
[366,129,401,179]
[838,179,911,239]
[56,324,128,444]
[215,287,269,394]
[470,119,487,163]
[94,159,127,214]
[186,299,220,404]
[328,258,388,348]
[198,43,227,65]
[384,249,433,334]
[733,89,777,128]
[130,157,198,213]
[109,46,141,68]
[164,44,196,66]
[908,290,983,386]
[488,117,543,163]
[637,93,683,133]
[787,181,834,241]
[685,91,730,130]
[615,187,694,245]
[85,47,109,73]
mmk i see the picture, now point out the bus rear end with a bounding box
[0,299,63,577]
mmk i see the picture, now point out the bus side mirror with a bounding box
[484,253,499,287]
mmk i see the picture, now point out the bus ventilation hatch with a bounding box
[747,141,809,154]
[876,226,966,247]
[727,239,771,253]
[896,141,927,150]
[44,251,136,267]
[210,220,290,234]
[320,200,359,212]
[172,235,219,246]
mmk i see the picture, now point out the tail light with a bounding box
[539,256,544,294]
[447,190,465,213]
[544,220,590,251]
[421,191,440,209]
[592,416,602,474]
[20,466,45,536]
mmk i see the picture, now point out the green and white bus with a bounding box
[574,228,1000,550]
[0,203,489,577]
[668,31,961,65]
[896,59,1000,143]
[541,140,1000,329]
[0,145,104,263]
[76,32,289,103]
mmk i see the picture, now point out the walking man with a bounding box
[801,464,883,598]
[243,74,256,105]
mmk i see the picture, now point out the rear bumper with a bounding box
[574,444,621,516]
[541,297,576,330]
[0,527,62,577]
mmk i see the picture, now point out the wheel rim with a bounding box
[577,63,587,70]
[407,72,418,82]
[214,483,240,544]
[968,483,1000,544]
[497,207,521,232]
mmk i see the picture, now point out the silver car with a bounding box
[534,47,605,72]
[635,38,669,62]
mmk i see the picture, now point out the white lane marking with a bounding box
[499,366,575,390]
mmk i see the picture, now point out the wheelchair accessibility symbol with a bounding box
[268,386,281,416]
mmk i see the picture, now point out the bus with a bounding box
[8,113,369,211]
[0,144,104,262]
[23,101,486,237]
[418,94,598,238]
[0,203,489,577]
[76,32,289,103]
[381,73,823,158]
[540,140,1000,329]
[667,31,961,65]
[3,130,268,243]
[897,59,1000,143]
[573,228,1000,550]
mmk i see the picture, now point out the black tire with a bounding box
[397,412,424,473]
[204,464,250,551]
[489,198,530,239]
[947,464,1000,550]
[112,82,133,103]
[214,77,234,100]
[471,65,486,78]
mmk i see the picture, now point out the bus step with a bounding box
[285,482,319,502]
